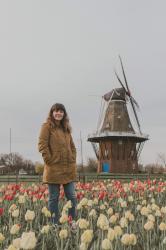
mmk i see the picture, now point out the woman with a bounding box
[38,103,77,225]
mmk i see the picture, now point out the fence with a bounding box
[0,173,165,183]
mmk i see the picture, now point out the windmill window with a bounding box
[105,149,109,159]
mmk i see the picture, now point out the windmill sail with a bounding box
[118,56,142,134]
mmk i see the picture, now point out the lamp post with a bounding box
[80,131,85,183]
[7,128,12,184]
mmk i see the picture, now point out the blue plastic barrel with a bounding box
[102,162,110,172]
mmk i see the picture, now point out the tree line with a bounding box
[0,152,166,175]
[0,153,35,175]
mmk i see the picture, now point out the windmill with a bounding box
[88,57,149,173]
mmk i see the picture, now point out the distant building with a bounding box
[0,165,7,174]
[19,168,27,175]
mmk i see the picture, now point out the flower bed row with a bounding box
[0,179,166,249]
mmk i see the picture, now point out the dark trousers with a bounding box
[48,182,77,224]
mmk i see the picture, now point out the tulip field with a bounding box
[0,179,166,250]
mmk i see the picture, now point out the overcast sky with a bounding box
[0,0,166,166]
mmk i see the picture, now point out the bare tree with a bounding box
[24,160,35,174]
[77,158,98,173]
[157,153,166,169]
[0,153,35,175]
[87,157,98,172]
[144,163,164,174]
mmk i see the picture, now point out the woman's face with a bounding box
[52,109,64,121]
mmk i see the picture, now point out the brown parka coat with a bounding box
[38,122,77,184]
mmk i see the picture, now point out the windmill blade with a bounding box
[115,70,139,109]
[130,96,140,109]
[114,70,128,93]
[119,55,142,133]
[115,70,137,98]
[129,98,142,134]
[119,55,131,95]
[91,142,99,159]
[115,70,141,132]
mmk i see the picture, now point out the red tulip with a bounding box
[0,208,3,216]
[4,195,13,201]
[98,192,105,200]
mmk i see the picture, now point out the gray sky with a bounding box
[0,0,166,166]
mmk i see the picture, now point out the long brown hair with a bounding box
[46,103,71,133]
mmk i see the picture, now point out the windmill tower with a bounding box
[88,57,149,173]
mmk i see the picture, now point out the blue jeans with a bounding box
[48,182,77,224]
